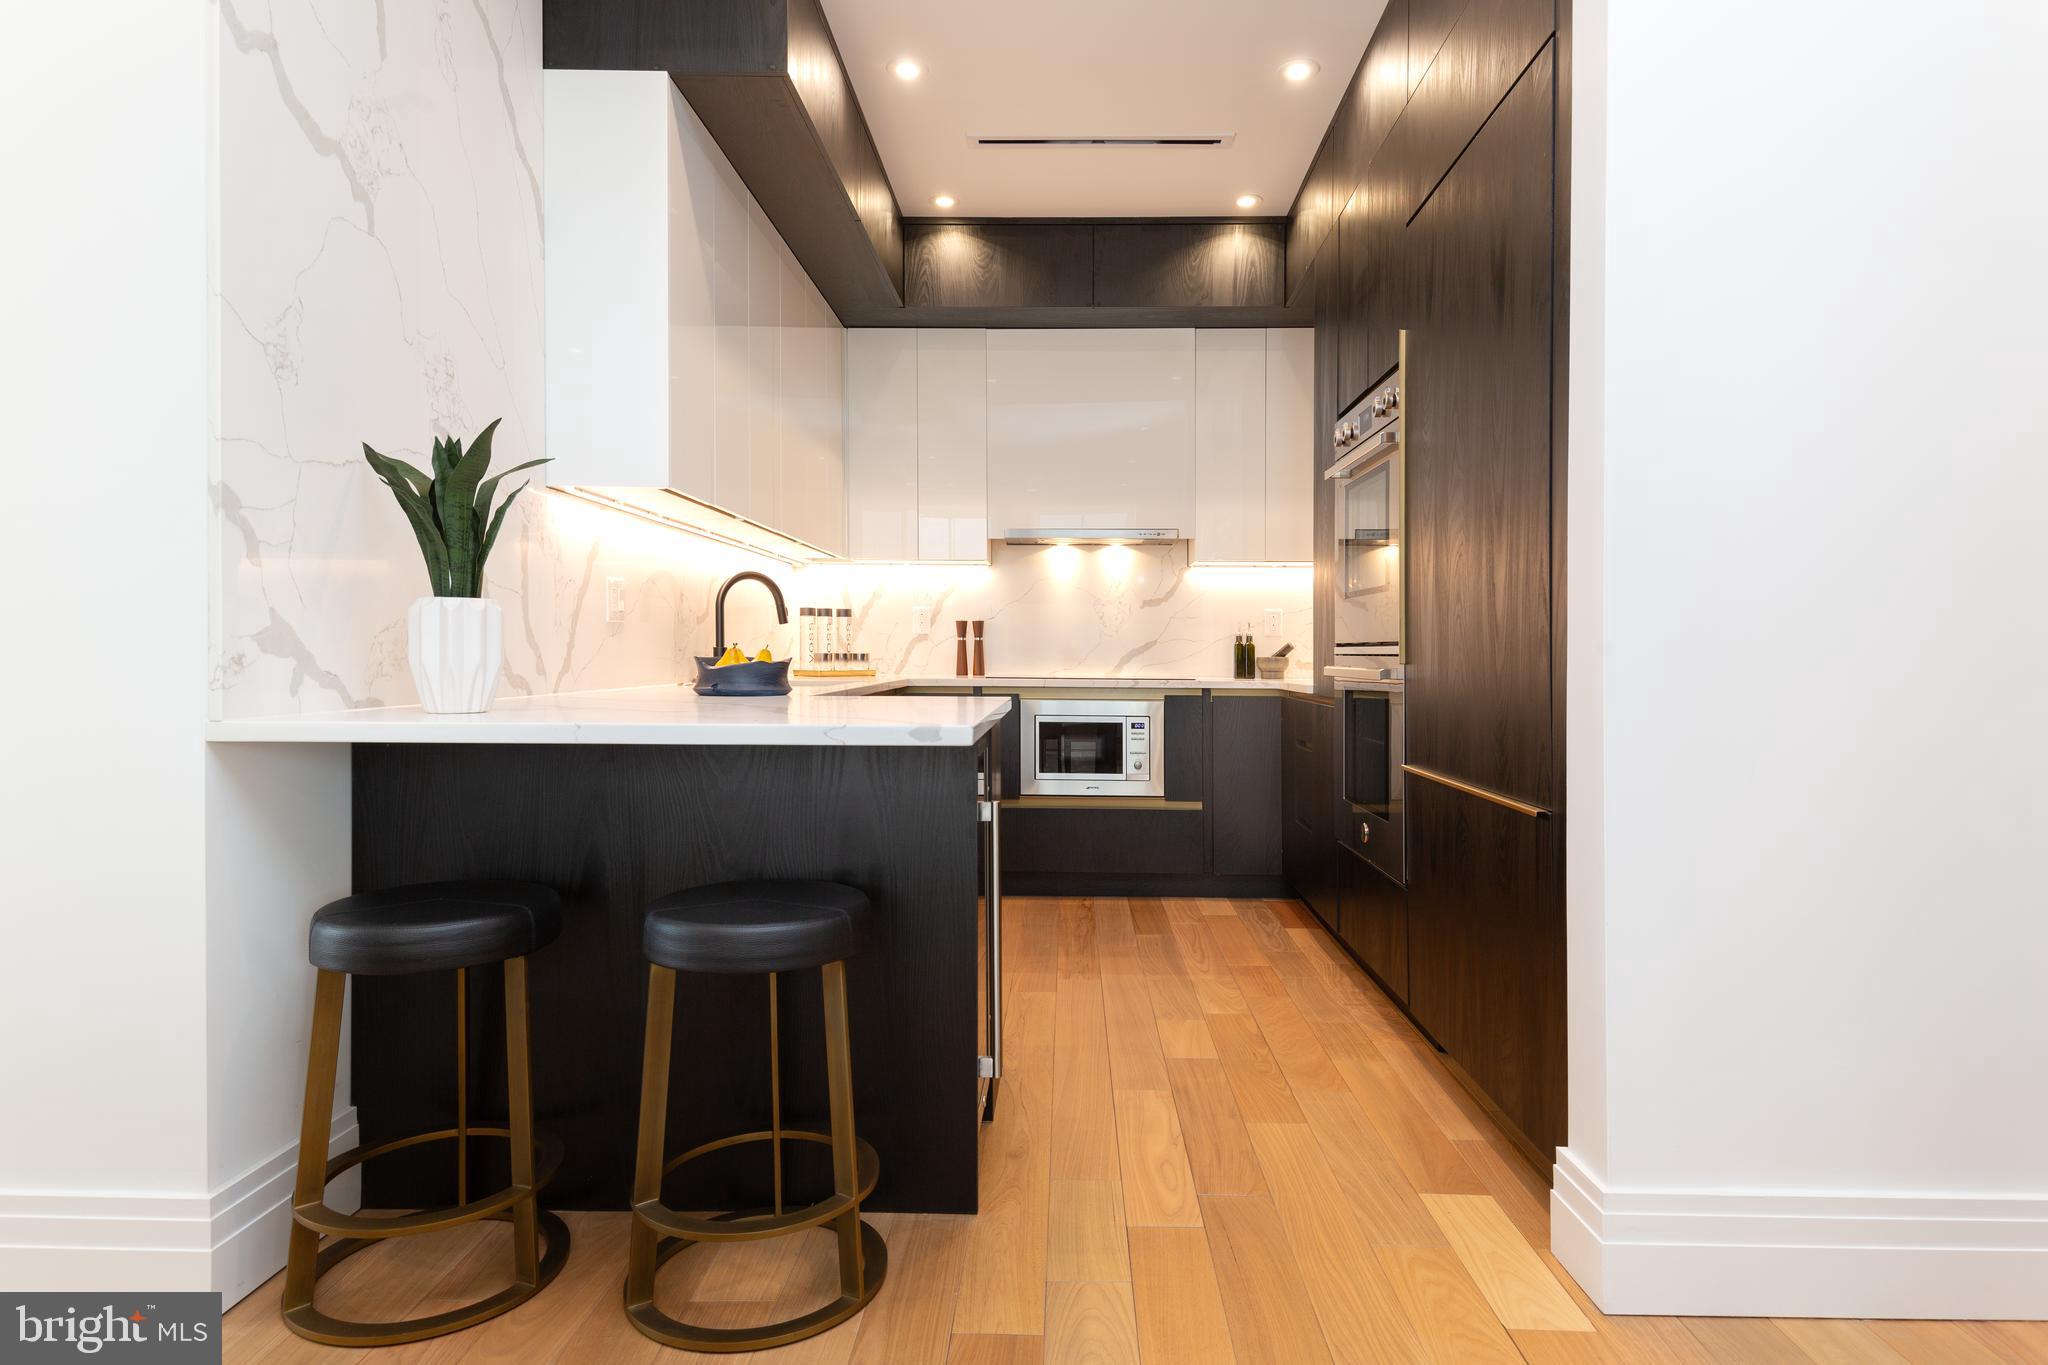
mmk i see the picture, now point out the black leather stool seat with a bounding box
[642,880,870,973]
[308,881,561,975]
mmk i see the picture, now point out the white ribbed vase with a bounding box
[406,597,503,714]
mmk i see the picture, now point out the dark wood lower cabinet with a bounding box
[1280,696,1339,929]
[1338,845,1408,1003]
[1211,695,1282,877]
[1404,777,1564,1157]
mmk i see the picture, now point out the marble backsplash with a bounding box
[802,544,1312,681]
[210,0,723,717]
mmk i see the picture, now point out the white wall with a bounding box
[1555,0,2048,1318]
[0,0,217,1288]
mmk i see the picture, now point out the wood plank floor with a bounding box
[224,896,2048,1364]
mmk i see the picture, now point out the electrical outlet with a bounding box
[912,604,933,634]
[605,577,626,623]
[1262,607,1283,639]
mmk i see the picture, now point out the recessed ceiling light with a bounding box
[932,194,956,209]
[891,57,923,81]
[1280,58,1319,82]
[1235,193,1263,209]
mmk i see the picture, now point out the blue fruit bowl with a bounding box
[691,656,793,697]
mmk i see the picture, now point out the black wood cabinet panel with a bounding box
[1395,0,1557,224]
[1165,695,1205,803]
[1408,0,1472,92]
[1001,807,1206,876]
[1357,3,1412,169]
[351,741,982,1211]
[903,223,1093,310]
[1403,46,1555,805]
[542,0,783,71]
[785,0,902,296]
[1281,696,1338,928]
[1401,47,1562,1160]
[1339,845,1409,1002]
[1094,224,1285,309]
[1211,696,1282,877]
[1285,133,1339,305]
[1311,252,1341,694]
[1405,777,1563,1154]
[1336,188,1373,411]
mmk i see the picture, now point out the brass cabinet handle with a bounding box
[1401,763,1550,818]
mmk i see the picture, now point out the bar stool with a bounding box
[625,880,888,1352]
[281,881,571,1347]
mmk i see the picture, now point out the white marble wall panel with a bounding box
[802,544,1312,680]
[210,0,747,715]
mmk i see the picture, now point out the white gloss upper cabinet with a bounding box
[986,330,1196,534]
[1193,330,1268,561]
[544,70,844,549]
[1188,327,1313,562]
[1263,328,1314,561]
[917,330,988,559]
[779,245,845,554]
[844,330,918,560]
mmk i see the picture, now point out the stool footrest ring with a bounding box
[637,1129,879,1242]
[623,1217,887,1353]
[283,1208,570,1348]
[291,1125,564,1239]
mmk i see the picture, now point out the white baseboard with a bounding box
[1551,1146,2048,1319]
[0,1108,357,1307]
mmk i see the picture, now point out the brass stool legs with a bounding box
[624,961,888,1352]
[281,959,570,1347]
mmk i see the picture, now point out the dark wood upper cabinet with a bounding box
[1336,189,1373,412]
[1407,0,1471,92]
[1093,223,1285,309]
[1358,1,1412,165]
[903,223,1093,310]
[885,221,1296,327]
[1403,45,1556,806]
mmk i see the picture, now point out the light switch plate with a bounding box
[605,577,626,623]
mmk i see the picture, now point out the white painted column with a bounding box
[1557,0,2048,1318]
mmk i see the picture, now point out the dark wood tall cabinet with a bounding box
[1284,0,1566,1163]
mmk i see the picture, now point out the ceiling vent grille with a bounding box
[970,134,1235,148]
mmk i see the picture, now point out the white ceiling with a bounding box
[817,0,1386,219]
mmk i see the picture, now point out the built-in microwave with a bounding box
[1018,698,1165,798]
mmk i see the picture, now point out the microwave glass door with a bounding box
[1037,718,1125,777]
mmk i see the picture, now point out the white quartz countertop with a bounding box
[204,671,1330,748]
[207,681,1011,747]
[830,674,1315,695]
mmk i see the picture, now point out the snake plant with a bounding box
[362,419,548,598]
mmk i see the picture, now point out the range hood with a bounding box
[1002,528,1180,546]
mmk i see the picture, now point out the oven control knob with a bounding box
[1387,386,1399,409]
[1131,756,1148,773]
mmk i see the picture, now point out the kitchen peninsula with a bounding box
[211,686,1008,1215]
